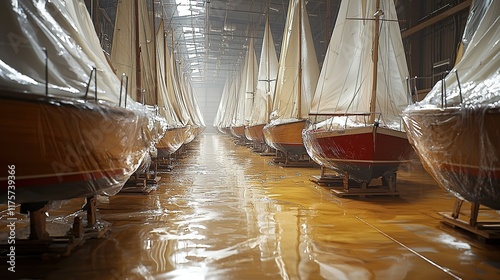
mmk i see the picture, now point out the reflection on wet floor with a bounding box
[2,133,500,279]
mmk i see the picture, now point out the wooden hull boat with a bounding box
[403,1,500,209]
[218,127,231,135]
[303,0,410,183]
[263,119,307,156]
[230,125,246,139]
[403,107,500,209]
[0,94,152,204]
[245,123,266,142]
[157,126,189,158]
[303,124,413,182]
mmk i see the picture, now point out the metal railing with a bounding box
[84,67,98,102]
[119,73,128,108]
[406,71,462,108]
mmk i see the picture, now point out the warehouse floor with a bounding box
[2,133,500,279]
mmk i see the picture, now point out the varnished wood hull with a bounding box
[263,120,307,156]
[245,124,266,142]
[403,107,500,209]
[230,125,246,139]
[0,95,152,204]
[217,127,231,135]
[303,125,412,182]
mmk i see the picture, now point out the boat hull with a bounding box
[0,95,151,204]
[230,125,246,139]
[157,126,189,157]
[217,127,231,135]
[403,107,500,209]
[263,120,308,156]
[245,124,266,142]
[303,126,413,182]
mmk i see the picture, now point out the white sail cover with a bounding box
[243,37,258,125]
[233,53,249,127]
[310,0,409,127]
[222,73,240,128]
[156,22,183,128]
[272,0,319,120]
[110,0,154,103]
[250,19,279,126]
[214,79,230,127]
[0,0,142,110]
[180,72,206,128]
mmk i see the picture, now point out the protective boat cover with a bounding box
[0,0,162,204]
[402,0,500,209]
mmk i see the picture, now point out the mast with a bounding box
[153,0,158,106]
[369,0,381,123]
[297,0,302,119]
[246,31,255,125]
[164,30,168,92]
[134,0,142,103]
[266,11,271,123]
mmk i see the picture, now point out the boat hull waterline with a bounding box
[303,125,413,182]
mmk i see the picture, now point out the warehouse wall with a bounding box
[193,84,224,133]
[400,0,470,100]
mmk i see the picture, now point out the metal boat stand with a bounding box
[0,197,110,258]
[440,199,500,241]
[310,167,399,197]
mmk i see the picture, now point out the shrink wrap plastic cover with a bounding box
[402,0,500,209]
[0,0,165,204]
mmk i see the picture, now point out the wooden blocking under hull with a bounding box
[310,168,399,197]
[122,171,160,194]
[280,160,316,168]
[157,157,173,173]
[121,178,158,194]
[439,199,500,242]
[258,145,277,157]
[271,149,315,168]
[0,198,110,258]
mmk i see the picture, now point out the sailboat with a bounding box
[179,69,206,140]
[167,39,205,145]
[155,23,189,157]
[402,0,500,210]
[263,0,320,161]
[302,0,413,184]
[214,80,231,134]
[231,36,257,140]
[245,18,279,147]
[0,0,157,204]
[215,74,239,135]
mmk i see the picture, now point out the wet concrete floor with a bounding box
[2,132,500,279]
